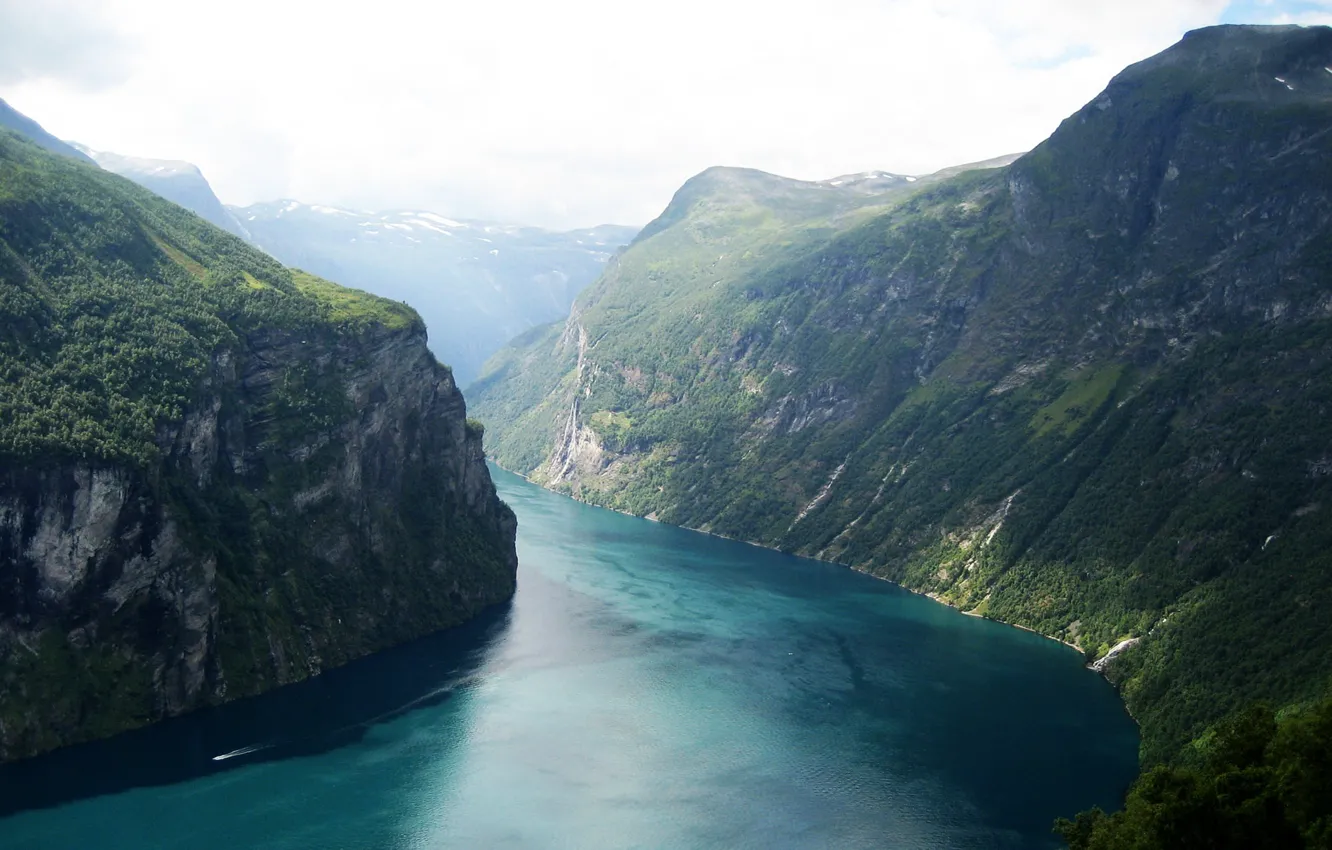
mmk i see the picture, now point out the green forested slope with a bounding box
[1058,697,1332,848]
[0,127,417,466]
[0,98,95,165]
[472,22,1332,772]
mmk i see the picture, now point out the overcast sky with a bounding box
[2,1,1330,229]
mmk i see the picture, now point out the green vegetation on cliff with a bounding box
[0,126,515,761]
[0,128,419,467]
[471,22,1332,794]
[1058,697,1332,848]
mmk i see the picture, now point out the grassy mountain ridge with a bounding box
[471,23,1332,768]
[468,156,1019,476]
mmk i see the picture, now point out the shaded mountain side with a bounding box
[0,127,517,761]
[470,24,1332,764]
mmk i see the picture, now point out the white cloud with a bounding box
[1222,0,1332,25]
[0,0,130,89]
[1,0,1310,229]
[1265,11,1332,23]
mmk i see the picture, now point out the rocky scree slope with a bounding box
[470,24,1332,764]
[0,129,517,761]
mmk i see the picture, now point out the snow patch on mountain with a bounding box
[414,212,467,228]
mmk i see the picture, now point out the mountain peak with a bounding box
[1176,22,1313,53]
[634,165,919,246]
[1010,23,1332,252]
[1114,22,1332,95]
[634,154,1027,249]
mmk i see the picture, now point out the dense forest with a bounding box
[1058,696,1332,848]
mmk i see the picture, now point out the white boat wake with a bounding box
[211,744,270,762]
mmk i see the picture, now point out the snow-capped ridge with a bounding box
[74,145,204,180]
[412,212,467,228]
[819,170,913,191]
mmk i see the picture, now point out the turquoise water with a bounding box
[0,466,1137,849]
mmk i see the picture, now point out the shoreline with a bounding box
[886,576,1087,656]
[488,458,1103,667]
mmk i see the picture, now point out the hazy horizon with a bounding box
[3,0,1330,229]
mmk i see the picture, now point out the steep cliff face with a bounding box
[0,128,516,761]
[471,25,1332,762]
[0,324,514,761]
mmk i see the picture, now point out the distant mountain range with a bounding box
[0,97,638,384]
[232,201,638,385]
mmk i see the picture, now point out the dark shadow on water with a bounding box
[0,601,514,818]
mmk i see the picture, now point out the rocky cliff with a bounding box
[0,128,516,761]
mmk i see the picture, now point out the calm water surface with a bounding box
[0,466,1137,849]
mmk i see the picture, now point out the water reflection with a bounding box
[0,469,1137,850]
[0,601,514,817]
